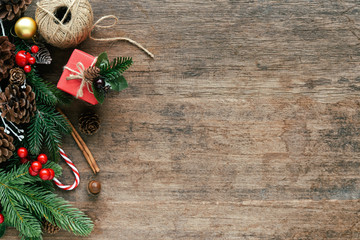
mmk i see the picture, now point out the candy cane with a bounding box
[53,147,80,190]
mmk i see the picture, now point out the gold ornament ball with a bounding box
[15,17,37,40]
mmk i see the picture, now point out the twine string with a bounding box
[0,19,5,36]
[36,0,93,48]
[64,57,97,98]
[36,1,78,42]
[36,0,154,57]
[90,15,154,58]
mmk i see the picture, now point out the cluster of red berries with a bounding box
[17,147,55,181]
[15,45,39,73]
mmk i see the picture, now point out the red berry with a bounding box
[29,166,38,176]
[31,161,42,172]
[20,157,30,164]
[28,57,36,65]
[48,168,55,180]
[17,147,28,158]
[26,52,32,59]
[39,169,50,180]
[15,50,28,67]
[24,65,32,73]
[0,213,4,224]
[31,45,39,53]
[37,154,48,164]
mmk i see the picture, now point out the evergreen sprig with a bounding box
[0,164,93,239]
[26,105,70,161]
[99,56,133,76]
[93,52,132,103]
[26,69,71,107]
[2,31,94,240]
[14,39,71,107]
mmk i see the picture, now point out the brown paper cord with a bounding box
[90,15,154,59]
[35,0,154,58]
[57,108,100,174]
[63,57,97,98]
[35,0,93,49]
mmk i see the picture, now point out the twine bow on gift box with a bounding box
[63,58,98,98]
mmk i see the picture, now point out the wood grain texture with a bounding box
[5,0,360,239]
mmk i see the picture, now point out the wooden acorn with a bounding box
[88,180,101,195]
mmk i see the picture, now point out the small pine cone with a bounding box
[42,220,60,234]
[0,85,36,124]
[79,112,100,135]
[9,67,25,86]
[0,127,15,163]
[0,0,32,21]
[34,44,52,64]
[83,66,100,83]
[0,36,15,82]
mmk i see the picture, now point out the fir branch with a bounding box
[26,105,70,160]
[99,57,133,76]
[13,39,29,53]
[2,192,42,238]
[0,165,93,238]
[26,71,58,106]
[26,69,71,106]
[99,57,132,93]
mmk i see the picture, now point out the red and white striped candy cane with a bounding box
[53,147,80,191]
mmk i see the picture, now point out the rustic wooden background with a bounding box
[5,0,360,239]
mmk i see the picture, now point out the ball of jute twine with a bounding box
[35,0,93,49]
[35,0,154,58]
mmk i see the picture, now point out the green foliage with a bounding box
[99,57,132,91]
[13,39,29,53]
[99,56,133,76]
[4,37,94,240]
[92,82,105,104]
[95,52,109,69]
[0,164,93,239]
[26,105,70,161]
[93,52,132,103]
[0,224,5,238]
[26,69,71,107]
[108,75,128,91]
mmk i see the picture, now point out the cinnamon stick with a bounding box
[71,125,100,173]
[57,108,100,174]
[71,131,96,173]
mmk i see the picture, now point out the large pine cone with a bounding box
[0,85,36,124]
[42,220,60,234]
[79,112,100,135]
[0,36,15,82]
[0,0,32,21]
[0,127,15,163]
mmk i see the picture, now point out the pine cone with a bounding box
[9,67,25,86]
[0,85,36,124]
[0,36,15,82]
[79,112,100,135]
[0,127,15,163]
[83,66,100,82]
[34,44,52,65]
[42,220,60,234]
[0,0,32,21]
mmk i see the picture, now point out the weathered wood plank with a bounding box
[5,0,360,239]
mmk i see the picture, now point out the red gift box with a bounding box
[57,49,98,105]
